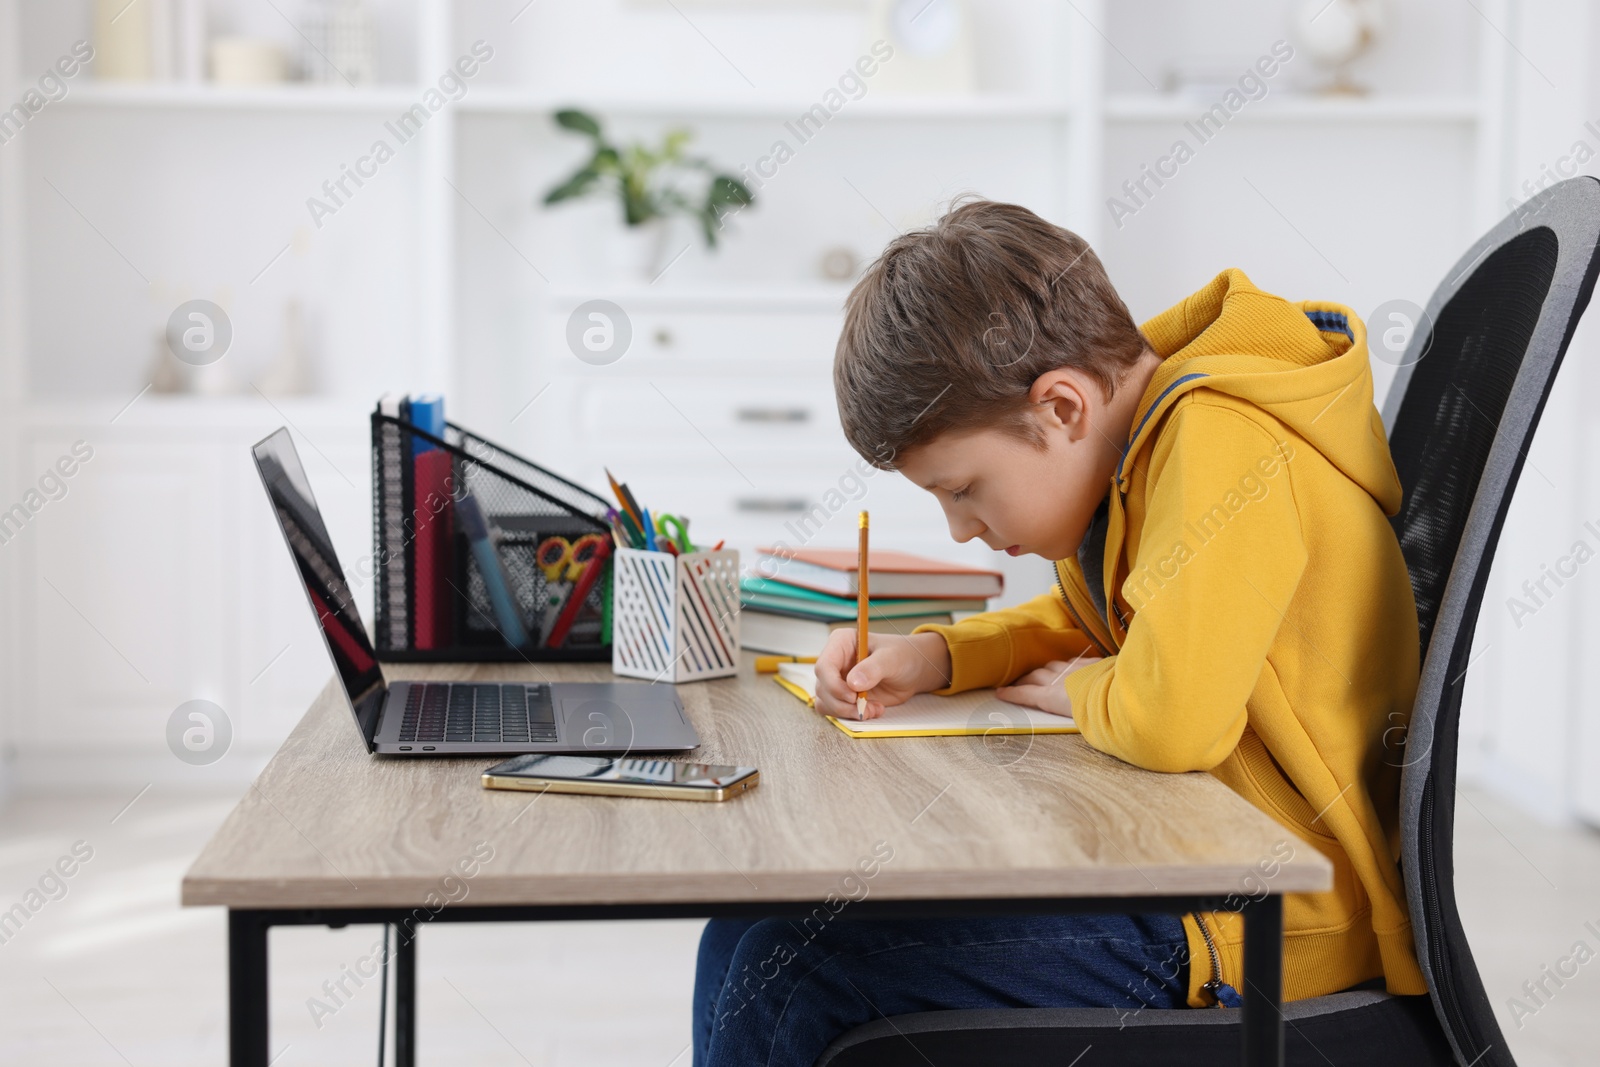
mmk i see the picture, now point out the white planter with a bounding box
[608,217,673,282]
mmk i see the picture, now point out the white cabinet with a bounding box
[526,286,969,558]
[22,435,228,747]
[6,403,368,787]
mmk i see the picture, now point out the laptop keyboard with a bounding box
[399,683,556,744]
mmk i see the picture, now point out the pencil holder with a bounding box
[611,547,741,683]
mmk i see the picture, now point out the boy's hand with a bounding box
[995,656,1101,719]
[813,629,952,720]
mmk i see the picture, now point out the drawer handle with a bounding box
[735,497,811,514]
[736,406,811,424]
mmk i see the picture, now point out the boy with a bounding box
[691,200,1427,1067]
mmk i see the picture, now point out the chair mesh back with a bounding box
[1386,228,1559,656]
[1388,177,1600,1067]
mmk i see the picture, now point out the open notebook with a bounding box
[773,662,1078,739]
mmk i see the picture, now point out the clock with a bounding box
[889,0,961,58]
[869,0,976,93]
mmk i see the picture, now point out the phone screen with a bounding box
[485,754,756,790]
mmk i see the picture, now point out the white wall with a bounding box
[1455,0,1600,825]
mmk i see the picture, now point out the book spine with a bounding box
[375,398,409,650]
[411,449,455,649]
[409,393,445,457]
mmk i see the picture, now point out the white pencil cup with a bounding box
[611,547,741,682]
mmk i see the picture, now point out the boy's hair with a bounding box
[834,198,1148,469]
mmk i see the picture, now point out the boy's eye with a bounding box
[950,485,971,502]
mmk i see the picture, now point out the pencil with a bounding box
[754,654,817,673]
[856,510,870,721]
[604,467,645,530]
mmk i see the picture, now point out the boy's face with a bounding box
[896,369,1125,561]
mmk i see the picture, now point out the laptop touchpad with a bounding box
[558,696,642,750]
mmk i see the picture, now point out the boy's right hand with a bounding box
[812,629,953,720]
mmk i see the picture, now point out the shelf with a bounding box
[1104,94,1482,124]
[43,84,1073,120]
[55,83,426,113]
[460,90,1073,120]
[52,84,1475,123]
[544,281,855,311]
[18,393,371,430]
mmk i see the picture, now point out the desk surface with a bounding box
[182,654,1331,909]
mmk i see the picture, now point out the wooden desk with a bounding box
[184,654,1331,1067]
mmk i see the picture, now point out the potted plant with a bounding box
[542,109,755,280]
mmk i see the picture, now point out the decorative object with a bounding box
[1288,0,1385,95]
[210,38,289,84]
[543,110,754,280]
[256,299,313,395]
[93,0,152,81]
[299,0,379,85]
[146,330,237,395]
[819,245,860,281]
[867,0,975,94]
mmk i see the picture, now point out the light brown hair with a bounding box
[834,198,1148,468]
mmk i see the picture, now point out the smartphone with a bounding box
[482,754,759,802]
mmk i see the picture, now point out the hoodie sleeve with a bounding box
[1065,400,1308,772]
[911,591,1099,696]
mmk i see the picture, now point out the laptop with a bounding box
[252,427,700,757]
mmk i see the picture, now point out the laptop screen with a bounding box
[252,427,385,749]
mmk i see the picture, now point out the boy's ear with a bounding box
[1029,369,1096,441]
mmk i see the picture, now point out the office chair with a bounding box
[816,176,1600,1067]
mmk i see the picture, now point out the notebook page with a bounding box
[777,663,1076,733]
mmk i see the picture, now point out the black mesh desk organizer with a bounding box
[371,408,614,661]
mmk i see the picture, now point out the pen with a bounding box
[856,510,869,721]
[641,506,658,551]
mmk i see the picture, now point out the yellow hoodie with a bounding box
[913,268,1428,1007]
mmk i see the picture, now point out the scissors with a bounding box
[653,513,694,553]
[535,533,607,644]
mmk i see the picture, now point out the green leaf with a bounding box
[662,128,693,160]
[707,175,754,208]
[543,168,602,204]
[553,109,602,138]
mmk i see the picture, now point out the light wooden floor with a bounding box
[0,786,1595,1066]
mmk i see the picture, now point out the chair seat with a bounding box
[815,990,1456,1067]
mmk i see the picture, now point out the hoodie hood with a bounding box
[1118,268,1401,516]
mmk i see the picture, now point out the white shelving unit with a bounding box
[0,0,1520,793]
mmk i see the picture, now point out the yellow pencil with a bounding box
[754,655,817,674]
[856,510,870,721]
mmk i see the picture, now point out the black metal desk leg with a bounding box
[228,911,270,1067]
[396,926,417,1067]
[1242,893,1284,1067]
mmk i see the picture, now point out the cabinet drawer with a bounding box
[571,380,844,449]
[594,456,944,550]
[544,305,843,378]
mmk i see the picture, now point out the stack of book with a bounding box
[739,546,1003,657]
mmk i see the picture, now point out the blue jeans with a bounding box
[692,912,1191,1067]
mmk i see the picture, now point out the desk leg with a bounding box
[228,911,270,1067]
[1241,893,1284,1067]
[395,926,417,1067]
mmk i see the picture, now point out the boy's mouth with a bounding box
[1005,544,1022,556]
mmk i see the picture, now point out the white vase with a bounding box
[610,218,673,282]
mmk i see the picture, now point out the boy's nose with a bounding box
[946,514,985,544]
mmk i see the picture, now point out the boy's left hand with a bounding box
[995,656,1101,719]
